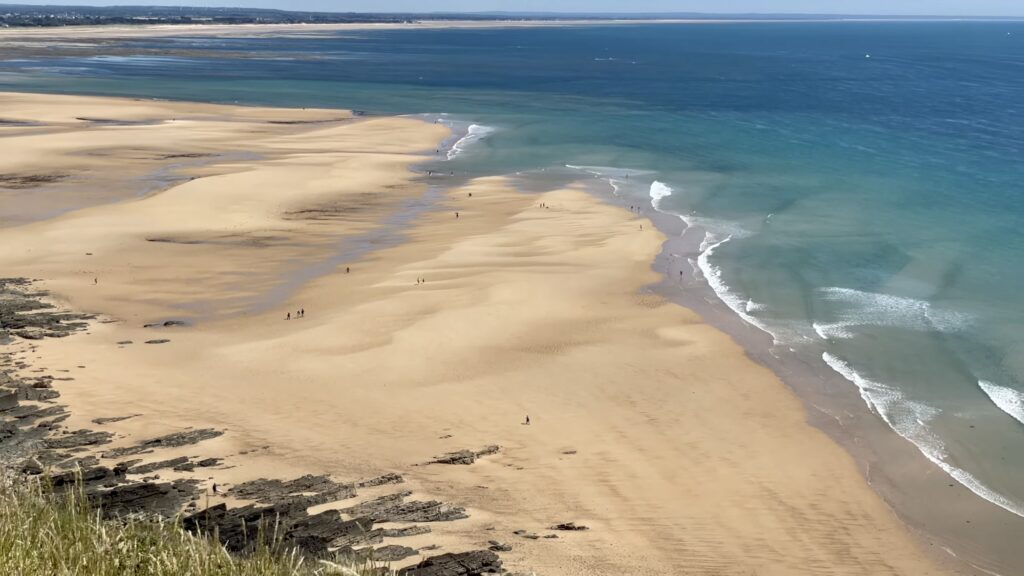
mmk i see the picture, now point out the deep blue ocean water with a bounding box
[3,22,1024,518]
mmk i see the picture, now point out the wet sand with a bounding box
[0,92,955,575]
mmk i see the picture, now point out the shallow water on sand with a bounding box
[3,20,1024,559]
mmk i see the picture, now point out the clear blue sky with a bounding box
[9,1,1024,17]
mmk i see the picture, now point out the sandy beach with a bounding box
[0,92,956,575]
[0,17,1000,43]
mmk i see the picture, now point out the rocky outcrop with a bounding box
[487,540,512,552]
[551,522,589,531]
[381,525,431,538]
[127,456,189,475]
[0,390,17,411]
[101,428,223,458]
[357,472,404,488]
[43,429,113,450]
[429,445,501,466]
[92,414,140,425]
[0,278,93,339]
[89,480,200,519]
[397,550,502,576]
[360,544,418,562]
[229,474,356,509]
[183,503,376,556]
[143,320,188,328]
[339,491,467,523]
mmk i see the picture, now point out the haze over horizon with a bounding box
[5,0,1024,18]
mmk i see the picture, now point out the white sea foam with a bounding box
[745,300,768,313]
[446,123,495,160]
[565,164,652,178]
[817,287,970,338]
[649,180,674,211]
[565,165,653,196]
[824,352,1024,518]
[812,321,857,341]
[696,236,790,343]
[645,180,804,343]
[979,380,1024,426]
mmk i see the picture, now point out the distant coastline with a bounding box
[2,5,1023,32]
[2,17,1023,43]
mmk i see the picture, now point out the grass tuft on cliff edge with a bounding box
[0,477,377,576]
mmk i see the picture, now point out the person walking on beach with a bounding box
[346,267,350,274]
[455,212,459,219]
[286,312,291,320]
[525,415,531,425]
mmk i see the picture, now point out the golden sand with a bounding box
[0,92,949,575]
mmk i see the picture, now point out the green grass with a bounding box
[0,476,379,576]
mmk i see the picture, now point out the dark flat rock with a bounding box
[0,278,92,339]
[430,445,500,466]
[9,404,66,426]
[287,511,374,555]
[127,456,189,475]
[15,387,60,402]
[43,429,113,450]
[89,479,199,519]
[230,474,356,508]
[357,472,403,488]
[102,428,222,458]
[487,540,512,552]
[397,550,502,576]
[143,320,188,328]
[57,455,100,470]
[359,544,418,562]
[339,492,467,523]
[92,414,140,425]
[0,391,18,411]
[381,525,431,538]
[184,503,375,555]
[48,465,125,489]
[144,339,170,345]
[551,522,590,531]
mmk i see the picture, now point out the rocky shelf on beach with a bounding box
[0,278,509,575]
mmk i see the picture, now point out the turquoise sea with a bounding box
[3,21,1024,557]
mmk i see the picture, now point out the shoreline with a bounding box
[2,17,1022,40]
[559,169,1024,575]
[628,189,1024,575]
[0,91,969,575]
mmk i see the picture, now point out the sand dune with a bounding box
[0,93,950,575]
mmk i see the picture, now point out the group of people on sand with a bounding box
[286,308,305,321]
[628,205,644,230]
